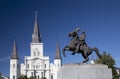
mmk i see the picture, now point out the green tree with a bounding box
[18,75,47,79]
[18,75,37,79]
[29,76,36,79]
[96,52,115,68]
[18,75,28,79]
[40,77,46,79]
[96,52,120,79]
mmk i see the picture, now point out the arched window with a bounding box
[45,64,46,68]
[31,72,33,76]
[41,72,43,77]
[38,76,39,79]
[27,64,29,68]
[34,52,36,56]
[13,64,15,68]
[51,75,53,79]
[36,65,38,69]
[38,52,40,56]
[13,75,15,79]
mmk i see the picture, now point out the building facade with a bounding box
[10,13,62,79]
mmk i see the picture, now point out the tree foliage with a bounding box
[40,77,46,79]
[18,75,46,79]
[96,52,115,68]
[96,52,120,79]
[18,75,28,79]
[29,76,36,79]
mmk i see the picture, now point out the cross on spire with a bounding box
[35,11,38,18]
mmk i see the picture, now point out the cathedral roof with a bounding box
[11,40,19,59]
[32,11,42,43]
[55,41,61,59]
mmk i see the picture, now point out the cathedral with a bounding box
[10,13,62,79]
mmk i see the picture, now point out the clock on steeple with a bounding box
[33,48,40,57]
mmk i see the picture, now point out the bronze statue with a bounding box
[62,28,101,63]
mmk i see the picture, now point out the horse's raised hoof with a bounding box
[63,53,66,57]
[62,51,66,57]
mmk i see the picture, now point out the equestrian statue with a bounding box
[62,28,102,63]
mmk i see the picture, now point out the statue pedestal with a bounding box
[57,63,112,79]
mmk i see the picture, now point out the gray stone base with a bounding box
[57,63,112,79]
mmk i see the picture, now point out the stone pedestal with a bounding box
[57,63,112,79]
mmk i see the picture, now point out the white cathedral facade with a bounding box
[10,13,62,79]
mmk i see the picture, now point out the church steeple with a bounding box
[55,41,61,59]
[11,40,19,59]
[32,11,42,43]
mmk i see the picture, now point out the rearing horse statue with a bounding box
[62,28,102,63]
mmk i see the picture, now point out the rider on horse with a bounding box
[72,30,87,54]
[63,28,102,63]
[75,31,87,52]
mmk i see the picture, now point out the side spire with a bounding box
[32,11,42,43]
[55,41,61,59]
[11,40,19,59]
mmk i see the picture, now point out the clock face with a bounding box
[33,48,40,56]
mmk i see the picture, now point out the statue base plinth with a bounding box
[57,63,112,79]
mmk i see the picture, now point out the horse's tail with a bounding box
[92,47,102,58]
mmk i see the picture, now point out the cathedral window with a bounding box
[44,70,46,77]
[41,72,43,77]
[38,76,39,79]
[58,63,59,66]
[13,75,15,79]
[38,52,40,56]
[27,64,29,68]
[45,64,46,68]
[34,65,35,69]
[36,65,38,69]
[31,72,33,76]
[35,76,36,79]
[51,75,53,79]
[13,64,15,68]
[34,52,36,56]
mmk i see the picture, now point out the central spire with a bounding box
[32,11,42,43]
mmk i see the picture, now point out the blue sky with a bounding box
[0,0,120,77]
